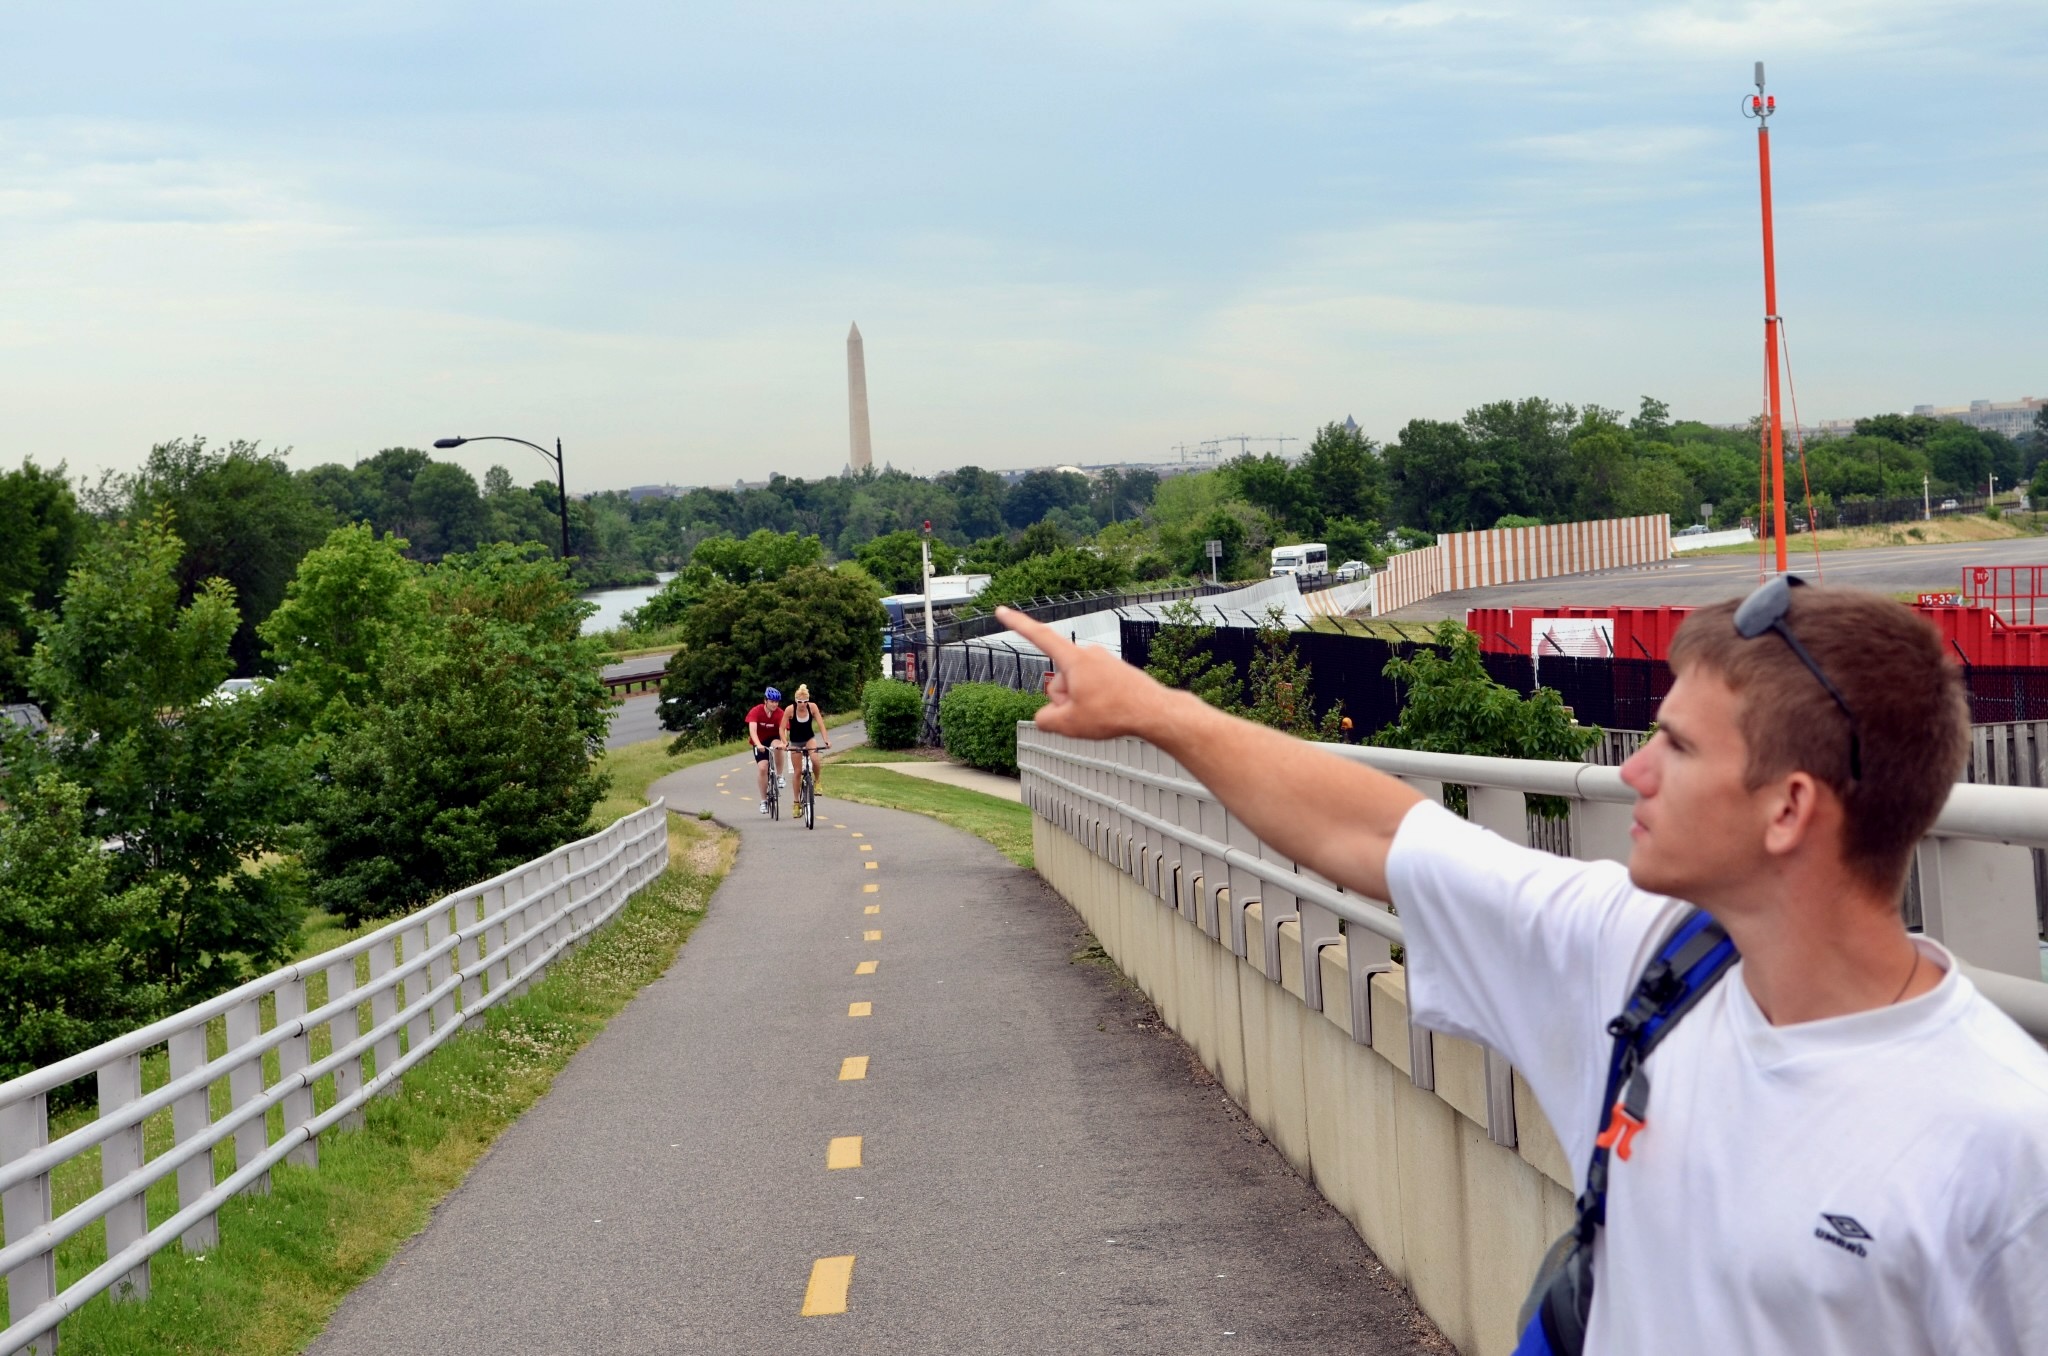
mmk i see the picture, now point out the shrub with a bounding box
[938,682,1046,775]
[863,678,924,750]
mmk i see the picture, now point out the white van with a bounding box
[1269,543,1329,580]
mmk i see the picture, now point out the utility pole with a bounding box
[1924,472,1931,521]
[1746,62,1788,573]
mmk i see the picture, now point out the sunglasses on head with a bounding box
[1732,574,1862,782]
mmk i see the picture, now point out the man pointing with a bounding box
[998,582,2048,1355]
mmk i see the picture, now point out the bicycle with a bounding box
[792,745,818,829]
[763,743,781,821]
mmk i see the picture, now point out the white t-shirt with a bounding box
[1386,799,2048,1356]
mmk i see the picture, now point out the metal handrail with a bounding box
[1019,728,2048,1040]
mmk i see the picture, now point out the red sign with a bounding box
[1918,592,1963,607]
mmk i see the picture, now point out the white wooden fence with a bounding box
[0,803,671,1356]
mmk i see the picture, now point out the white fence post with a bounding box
[369,939,399,1092]
[166,1025,218,1251]
[325,957,364,1132]
[1,1091,57,1355]
[275,977,318,1168]
[224,999,269,1195]
[400,922,429,1056]
[98,1052,151,1301]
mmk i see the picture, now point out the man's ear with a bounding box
[1759,770,1828,859]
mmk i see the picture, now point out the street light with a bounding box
[433,435,571,561]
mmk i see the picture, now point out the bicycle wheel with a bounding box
[768,764,780,821]
[804,763,816,829]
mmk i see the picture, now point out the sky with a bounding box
[2,2,2041,493]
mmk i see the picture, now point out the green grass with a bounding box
[826,744,927,766]
[18,815,734,1356]
[821,764,1034,869]
[589,733,751,828]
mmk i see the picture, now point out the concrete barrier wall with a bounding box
[1032,816,1574,1356]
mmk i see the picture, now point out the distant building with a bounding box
[1912,397,2044,441]
[625,484,689,501]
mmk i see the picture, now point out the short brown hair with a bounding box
[1667,586,1968,892]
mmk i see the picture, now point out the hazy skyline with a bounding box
[3,2,2041,493]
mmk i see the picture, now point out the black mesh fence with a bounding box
[918,641,1055,746]
[1960,667,2048,724]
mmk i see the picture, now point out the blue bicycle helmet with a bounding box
[764,686,782,701]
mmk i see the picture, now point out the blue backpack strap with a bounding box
[1531,907,1738,1354]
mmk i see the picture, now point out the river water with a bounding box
[580,573,676,634]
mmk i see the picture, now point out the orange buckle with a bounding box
[1596,1101,1646,1161]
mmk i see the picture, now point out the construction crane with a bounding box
[1258,435,1299,459]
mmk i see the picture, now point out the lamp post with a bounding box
[433,435,571,561]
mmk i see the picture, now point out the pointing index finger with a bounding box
[996,607,1076,664]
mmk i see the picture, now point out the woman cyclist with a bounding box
[780,684,832,810]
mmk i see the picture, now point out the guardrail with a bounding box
[602,668,667,698]
[0,803,671,1356]
[1018,728,2048,1048]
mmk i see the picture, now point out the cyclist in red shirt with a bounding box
[745,687,784,814]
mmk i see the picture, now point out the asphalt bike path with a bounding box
[310,739,1439,1354]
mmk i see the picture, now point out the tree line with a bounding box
[1,515,609,1088]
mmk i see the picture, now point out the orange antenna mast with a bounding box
[1747,61,1788,573]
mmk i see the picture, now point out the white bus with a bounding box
[1269,543,1329,580]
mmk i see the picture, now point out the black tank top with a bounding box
[787,703,817,741]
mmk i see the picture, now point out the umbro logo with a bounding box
[1815,1213,1873,1258]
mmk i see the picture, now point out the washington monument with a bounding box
[846,322,873,472]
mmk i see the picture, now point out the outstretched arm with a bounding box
[999,608,1423,902]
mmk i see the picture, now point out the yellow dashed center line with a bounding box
[850,832,864,839]
[864,904,879,915]
[864,930,881,942]
[858,844,872,852]
[854,960,877,975]
[838,1055,869,1081]
[801,1255,855,1316]
[848,1001,871,1017]
[863,883,878,893]
[864,861,877,871]
[827,1135,863,1170]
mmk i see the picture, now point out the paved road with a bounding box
[606,692,665,749]
[1385,535,2048,621]
[309,747,1440,1354]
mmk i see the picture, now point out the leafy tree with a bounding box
[409,461,489,558]
[1143,598,1241,711]
[1630,396,1672,441]
[1227,453,1315,531]
[26,513,310,1000]
[120,438,336,675]
[856,530,961,593]
[1386,418,1483,532]
[630,530,826,629]
[0,459,86,702]
[1003,469,1091,529]
[259,524,430,734]
[974,547,1132,610]
[303,544,610,925]
[1013,518,1070,560]
[0,773,166,1084]
[659,565,882,744]
[1242,608,1344,740]
[1182,509,1250,580]
[1301,420,1386,526]
[1374,622,1596,815]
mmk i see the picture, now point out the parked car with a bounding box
[1335,559,1369,582]
[1939,498,1960,512]
[1676,524,1710,537]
